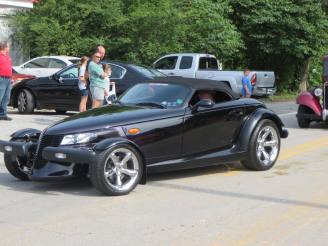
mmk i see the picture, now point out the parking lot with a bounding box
[1,101,328,246]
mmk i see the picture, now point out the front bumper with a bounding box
[0,140,37,156]
[0,140,97,180]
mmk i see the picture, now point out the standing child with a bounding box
[102,64,112,104]
[241,68,252,98]
[78,56,89,112]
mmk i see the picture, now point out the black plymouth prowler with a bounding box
[0,77,288,196]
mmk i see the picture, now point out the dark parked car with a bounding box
[0,77,288,196]
[10,61,165,114]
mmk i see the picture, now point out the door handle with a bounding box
[168,72,175,76]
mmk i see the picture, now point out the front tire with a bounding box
[90,144,143,196]
[242,119,281,171]
[297,105,312,128]
[4,139,31,181]
[17,89,35,114]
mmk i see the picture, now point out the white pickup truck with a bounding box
[153,53,276,96]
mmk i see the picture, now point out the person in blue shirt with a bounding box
[241,68,252,98]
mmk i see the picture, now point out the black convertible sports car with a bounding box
[0,77,288,196]
[10,61,165,114]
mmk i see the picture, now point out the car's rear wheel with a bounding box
[90,144,143,196]
[4,139,32,181]
[17,89,34,114]
[242,119,280,171]
[297,105,312,128]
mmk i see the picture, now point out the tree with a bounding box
[230,0,328,91]
[12,0,125,58]
[11,0,243,67]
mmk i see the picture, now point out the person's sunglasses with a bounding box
[95,56,101,59]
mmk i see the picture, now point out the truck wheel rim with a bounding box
[256,126,279,166]
[18,91,27,112]
[103,148,139,192]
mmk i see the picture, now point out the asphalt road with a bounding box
[1,102,328,246]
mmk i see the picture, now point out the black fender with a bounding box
[236,108,287,152]
[94,137,147,184]
[10,128,41,141]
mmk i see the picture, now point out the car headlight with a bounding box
[60,132,98,146]
[314,88,323,97]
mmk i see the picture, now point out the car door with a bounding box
[31,66,79,110]
[182,90,245,155]
[54,66,80,109]
[153,56,179,76]
[174,56,196,78]
[18,58,51,77]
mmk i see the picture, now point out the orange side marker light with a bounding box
[128,128,141,135]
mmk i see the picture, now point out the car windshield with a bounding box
[119,83,191,108]
[129,65,166,78]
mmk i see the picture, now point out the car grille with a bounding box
[33,133,63,169]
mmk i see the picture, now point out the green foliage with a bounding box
[12,0,243,66]
[230,0,328,91]
[11,0,328,91]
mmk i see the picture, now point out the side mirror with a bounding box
[52,74,63,83]
[192,99,214,112]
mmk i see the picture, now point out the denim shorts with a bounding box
[90,86,104,100]
[80,89,89,97]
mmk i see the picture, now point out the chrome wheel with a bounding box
[103,148,139,192]
[256,126,279,166]
[18,91,27,112]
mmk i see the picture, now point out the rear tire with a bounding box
[17,89,34,114]
[242,119,281,171]
[90,144,143,196]
[297,105,312,128]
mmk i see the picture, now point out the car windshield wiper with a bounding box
[135,102,167,109]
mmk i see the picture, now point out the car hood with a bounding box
[45,105,184,135]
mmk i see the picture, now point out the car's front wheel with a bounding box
[297,105,312,128]
[4,139,32,181]
[17,89,35,114]
[242,119,280,171]
[90,144,143,196]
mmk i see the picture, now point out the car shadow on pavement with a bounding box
[0,172,101,197]
[0,163,247,197]
[148,162,246,182]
